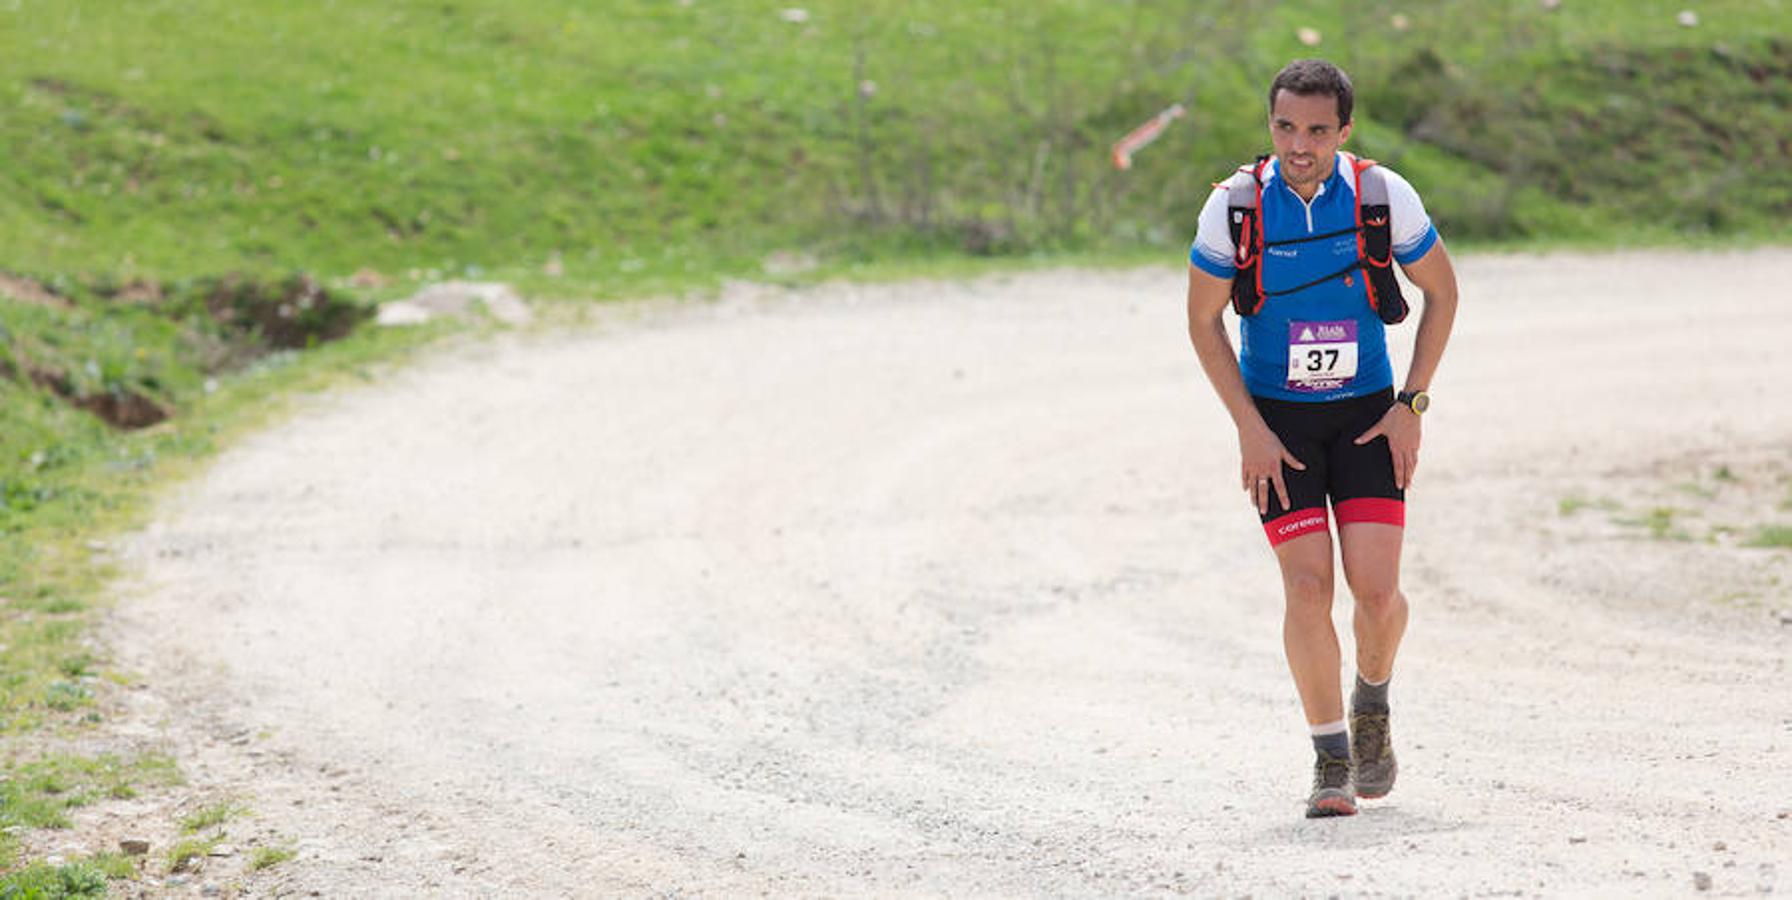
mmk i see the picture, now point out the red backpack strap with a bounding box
[1349,155,1410,325]
[1225,155,1271,316]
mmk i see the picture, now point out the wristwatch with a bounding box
[1396,390,1430,415]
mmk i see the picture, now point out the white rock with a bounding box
[1677,10,1698,26]
[779,8,809,23]
[376,301,435,327]
[391,281,532,326]
[1297,27,1322,46]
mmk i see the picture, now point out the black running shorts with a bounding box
[1252,388,1404,546]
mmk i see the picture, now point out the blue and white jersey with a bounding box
[1190,153,1439,403]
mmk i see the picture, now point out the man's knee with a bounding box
[1281,568,1333,617]
[1351,582,1405,620]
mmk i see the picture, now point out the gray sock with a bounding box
[1312,729,1349,759]
[1352,674,1390,713]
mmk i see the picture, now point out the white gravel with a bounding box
[110,252,1792,896]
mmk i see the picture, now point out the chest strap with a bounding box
[1220,153,1409,324]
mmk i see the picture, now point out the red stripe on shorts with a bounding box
[1334,497,1405,527]
[1264,507,1329,546]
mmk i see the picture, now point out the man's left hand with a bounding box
[1354,403,1421,489]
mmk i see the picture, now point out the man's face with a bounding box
[1268,89,1352,192]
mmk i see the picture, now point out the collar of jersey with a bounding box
[1263,153,1351,201]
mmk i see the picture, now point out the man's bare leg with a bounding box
[1338,521,1407,798]
[1274,530,1342,725]
[1274,528,1357,817]
[1339,522,1407,683]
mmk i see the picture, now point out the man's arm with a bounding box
[1352,242,1460,488]
[1394,242,1458,395]
[1186,264,1306,514]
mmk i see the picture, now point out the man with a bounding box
[1184,59,1459,818]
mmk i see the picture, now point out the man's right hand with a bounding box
[1239,423,1306,515]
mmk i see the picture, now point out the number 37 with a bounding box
[1305,348,1339,372]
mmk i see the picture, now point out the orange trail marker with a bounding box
[1111,104,1186,170]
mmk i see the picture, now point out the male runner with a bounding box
[1184,59,1459,818]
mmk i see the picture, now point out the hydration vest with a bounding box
[1220,152,1409,325]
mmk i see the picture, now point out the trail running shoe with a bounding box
[1306,751,1357,818]
[1351,709,1397,799]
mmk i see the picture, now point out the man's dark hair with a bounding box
[1268,59,1354,127]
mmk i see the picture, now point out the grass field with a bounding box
[3,0,1790,886]
[3,0,1788,291]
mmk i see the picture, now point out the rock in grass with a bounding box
[379,281,531,327]
[120,838,151,855]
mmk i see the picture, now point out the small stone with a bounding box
[209,844,237,857]
[1540,0,1561,9]
[201,887,221,897]
[1297,26,1322,46]
[120,839,151,855]
[1568,835,1587,844]
[1714,841,1727,851]
[1677,10,1698,27]
[1390,13,1409,30]
[778,8,808,23]
[1694,871,1713,891]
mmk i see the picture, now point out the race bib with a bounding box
[1286,320,1358,392]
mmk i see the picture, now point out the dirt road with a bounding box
[111,253,1791,895]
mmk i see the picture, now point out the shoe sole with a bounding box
[1306,793,1358,818]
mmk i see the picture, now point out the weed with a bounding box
[1673,481,1717,500]
[1745,525,1792,549]
[0,859,110,898]
[1559,494,1619,516]
[1714,465,1737,482]
[1614,506,1684,540]
[179,801,245,834]
[165,835,220,873]
[248,845,296,872]
[84,852,136,879]
[0,753,181,868]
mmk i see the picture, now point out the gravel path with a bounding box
[111,253,1792,896]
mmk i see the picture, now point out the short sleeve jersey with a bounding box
[1189,154,1439,402]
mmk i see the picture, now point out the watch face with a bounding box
[1411,393,1430,413]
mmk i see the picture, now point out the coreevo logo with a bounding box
[1278,514,1326,536]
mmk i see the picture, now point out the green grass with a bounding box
[2,0,1789,291]
[1615,506,1688,541]
[0,753,181,867]
[1745,525,1792,549]
[1558,494,1620,516]
[0,859,113,899]
[178,801,245,834]
[247,845,296,872]
[164,835,220,874]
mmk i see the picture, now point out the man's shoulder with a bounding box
[1359,160,1424,201]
